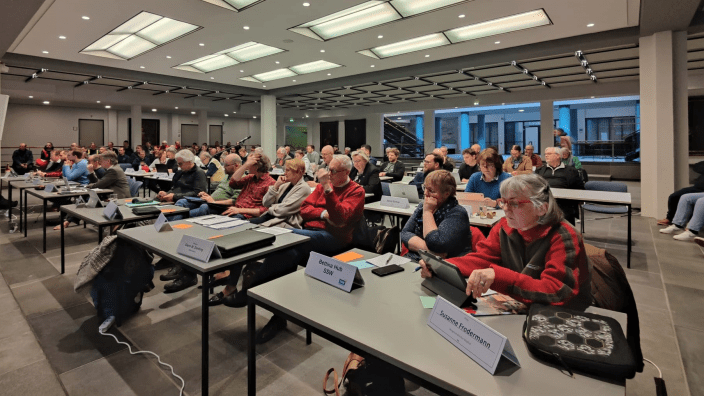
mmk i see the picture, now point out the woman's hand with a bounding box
[274,175,286,189]
[418,259,433,278]
[483,197,496,208]
[424,196,439,213]
[466,268,495,297]
[222,206,241,216]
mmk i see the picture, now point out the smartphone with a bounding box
[372,264,405,277]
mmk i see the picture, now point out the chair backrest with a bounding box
[584,181,627,193]
[127,177,141,197]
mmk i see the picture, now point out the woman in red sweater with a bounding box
[419,173,592,310]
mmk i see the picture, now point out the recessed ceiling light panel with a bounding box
[253,68,297,82]
[390,0,466,17]
[289,60,341,74]
[174,42,285,73]
[198,0,262,12]
[363,33,449,58]
[241,60,343,82]
[80,11,200,60]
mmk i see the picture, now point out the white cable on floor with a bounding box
[643,358,662,378]
[99,322,185,395]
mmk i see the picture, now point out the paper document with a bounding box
[256,227,292,235]
[347,260,374,270]
[420,295,436,309]
[366,253,410,267]
[333,251,364,262]
[192,215,234,225]
[208,219,248,230]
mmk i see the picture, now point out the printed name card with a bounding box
[32,178,41,185]
[304,252,365,293]
[153,213,173,232]
[86,190,103,208]
[44,184,55,193]
[102,201,122,220]
[381,195,410,209]
[427,296,520,374]
[176,235,221,262]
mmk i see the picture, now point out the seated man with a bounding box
[419,174,592,310]
[534,147,584,225]
[409,153,443,196]
[12,143,35,175]
[362,144,378,166]
[378,147,405,182]
[116,147,133,171]
[36,150,64,178]
[401,170,471,262]
[62,150,90,185]
[660,193,704,241]
[525,144,542,168]
[658,160,704,226]
[88,154,107,179]
[437,147,455,172]
[220,153,275,220]
[307,145,335,188]
[222,155,365,344]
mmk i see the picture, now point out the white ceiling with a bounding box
[10,0,640,90]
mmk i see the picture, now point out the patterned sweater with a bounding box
[300,181,365,245]
[401,197,471,261]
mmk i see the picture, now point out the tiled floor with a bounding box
[0,190,702,396]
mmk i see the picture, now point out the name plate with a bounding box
[381,195,410,209]
[153,212,173,232]
[427,296,520,374]
[304,252,365,293]
[176,235,221,262]
[102,201,123,220]
[44,184,55,193]
[86,190,103,208]
[32,178,41,185]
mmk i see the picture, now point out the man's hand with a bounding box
[424,196,439,213]
[418,259,433,278]
[87,164,94,173]
[379,172,386,177]
[245,153,260,169]
[198,192,215,203]
[307,180,318,188]
[161,193,174,202]
[274,175,287,189]
[316,168,330,188]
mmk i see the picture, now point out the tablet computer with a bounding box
[419,250,467,291]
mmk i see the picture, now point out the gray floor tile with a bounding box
[630,283,669,311]
[60,349,180,396]
[0,359,65,396]
[675,326,704,396]
[0,330,47,377]
[120,317,201,358]
[0,307,33,341]
[207,356,307,396]
[665,283,704,331]
[638,326,690,396]
[637,307,676,339]
[12,275,90,318]
[0,293,19,315]
[659,259,704,291]
[625,268,663,290]
[26,302,129,374]
[0,254,59,286]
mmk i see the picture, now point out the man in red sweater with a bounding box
[225,155,365,342]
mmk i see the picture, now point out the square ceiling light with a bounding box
[289,0,471,41]
[174,42,285,73]
[358,9,551,59]
[445,9,551,43]
[241,60,343,82]
[81,12,201,60]
[198,0,262,12]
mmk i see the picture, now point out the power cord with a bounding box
[98,316,185,395]
[643,358,667,396]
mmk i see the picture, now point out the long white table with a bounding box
[551,188,632,268]
[364,201,504,228]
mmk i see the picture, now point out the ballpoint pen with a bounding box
[384,254,393,266]
[414,266,422,272]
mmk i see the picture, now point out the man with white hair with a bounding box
[155,149,207,204]
[308,145,335,187]
[273,147,288,169]
[535,146,584,224]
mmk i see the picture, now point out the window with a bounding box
[383,114,424,157]
[585,117,636,141]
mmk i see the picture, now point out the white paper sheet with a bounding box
[366,253,411,267]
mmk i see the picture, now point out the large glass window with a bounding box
[383,113,424,157]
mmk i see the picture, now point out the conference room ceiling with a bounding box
[8,0,640,92]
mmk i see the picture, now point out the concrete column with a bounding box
[423,110,434,154]
[338,120,345,151]
[640,30,688,218]
[261,95,276,160]
[198,110,208,145]
[130,105,141,147]
[540,101,554,157]
[107,110,118,145]
[367,114,383,157]
[460,112,470,151]
[276,116,285,146]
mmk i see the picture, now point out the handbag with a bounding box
[323,353,365,396]
[131,206,162,215]
[323,353,405,396]
[523,304,638,379]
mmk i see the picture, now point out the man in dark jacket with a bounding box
[535,146,584,225]
[117,147,132,167]
[12,143,35,175]
[156,150,207,204]
[409,153,442,196]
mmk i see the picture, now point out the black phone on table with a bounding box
[371,264,404,277]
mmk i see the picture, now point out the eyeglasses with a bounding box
[480,163,495,169]
[329,168,345,175]
[496,198,532,209]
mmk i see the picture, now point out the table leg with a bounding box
[202,273,210,396]
[7,182,12,224]
[23,190,27,237]
[98,226,103,241]
[627,204,631,269]
[396,215,402,254]
[43,199,47,253]
[60,210,65,274]
[247,299,256,396]
[306,329,312,345]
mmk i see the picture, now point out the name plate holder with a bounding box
[154,212,173,232]
[80,190,104,208]
[380,195,410,209]
[427,296,520,375]
[305,252,365,293]
[102,201,123,220]
[176,235,221,262]
[44,184,55,193]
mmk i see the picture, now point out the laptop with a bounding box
[214,230,276,258]
[155,164,169,173]
[389,184,422,203]
[452,172,461,184]
[400,175,414,184]
[381,182,391,196]
[456,192,485,203]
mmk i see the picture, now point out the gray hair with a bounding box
[175,149,195,163]
[166,147,177,154]
[254,147,264,155]
[351,150,369,162]
[100,150,118,165]
[277,147,286,154]
[547,146,563,157]
[224,153,242,166]
[199,151,212,160]
[332,154,353,171]
[499,173,563,226]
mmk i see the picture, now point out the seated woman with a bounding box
[459,148,480,183]
[420,174,592,310]
[401,170,471,262]
[210,159,312,306]
[349,150,381,201]
[378,147,406,182]
[561,147,582,170]
[502,145,533,176]
[464,148,511,205]
[660,192,704,241]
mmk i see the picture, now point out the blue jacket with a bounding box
[464,171,511,200]
[62,159,90,184]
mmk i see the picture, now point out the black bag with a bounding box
[132,206,162,215]
[523,304,638,380]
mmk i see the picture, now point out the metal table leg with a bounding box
[7,181,12,224]
[627,204,631,269]
[23,190,27,236]
[60,210,65,274]
[248,299,256,396]
[43,198,47,252]
[202,273,210,396]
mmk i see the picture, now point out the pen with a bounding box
[384,254,393,266]
[414,266,422,272]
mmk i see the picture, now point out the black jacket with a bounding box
[168,166,207,202]
[378,160,406,182]
[459,163,480,181]
[349,162,381,201]
[45,160,64,174]
[535,163,584,221]
[117,153,132,164]
[12,149,33,167]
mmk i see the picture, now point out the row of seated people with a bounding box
[134,146,589,345]
[658,159,704,247]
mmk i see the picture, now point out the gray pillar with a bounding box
[640,30,688,218]
[261,95,276,160]
[540,101,554,158]
[423,110,434,154]
[198,110,208,146]
[130,105,141,147]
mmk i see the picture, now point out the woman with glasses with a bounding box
[464,148,511,204]
[459,148,480,183]
[419,174,592,310]
[401,170,471,261]
[349,150,381,201]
